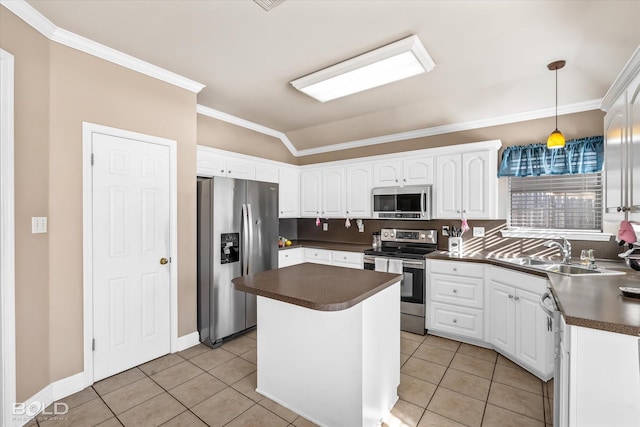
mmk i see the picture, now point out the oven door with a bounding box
[363,257,424,304]
[398,259,424,303]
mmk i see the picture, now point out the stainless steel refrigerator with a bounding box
[197,177,278,347]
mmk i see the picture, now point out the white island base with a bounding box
[255,282,400,427]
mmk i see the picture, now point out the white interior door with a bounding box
[92,133,171,381]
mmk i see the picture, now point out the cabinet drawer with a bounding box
[429,260,484,278]
[304,248,332,264]
[429,302,484,340]
[332,250,363,266]
[431,274,483,308]
[278,248,303,267]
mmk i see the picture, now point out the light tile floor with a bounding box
[28,330,553,426]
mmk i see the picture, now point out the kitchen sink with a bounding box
[543,264,602,275]
[498,257,551,266]
[494,257,626,276]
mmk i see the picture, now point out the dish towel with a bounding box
[617,220,637,245]
[374,257,389,272]
[388,259,403,274]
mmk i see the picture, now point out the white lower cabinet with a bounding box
[279,247,364,269]
[487,266,553,379]
[567,325,640,427]
[331,250,363,269]
[428,260,484,341]
[278,248,303,268]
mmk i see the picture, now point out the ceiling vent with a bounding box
[254,0,286,11]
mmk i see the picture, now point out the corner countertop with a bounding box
[427,251,640,337]
[232,263,402,312]
[278,240,372,253]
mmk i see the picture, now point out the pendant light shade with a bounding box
[547,60,566,149]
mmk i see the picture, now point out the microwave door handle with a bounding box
[421,190,425,217]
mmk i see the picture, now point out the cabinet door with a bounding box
[321,166,345,217]
[300,169,322,217]
[515,288,552,377]
[197,152,227,177]
[462,151,495,219]
[604,94,628,221]
[226,158,256,180]
[304,248,332,265]
[255,163,279,183]
[434,154,461,218]
[279,168,300,218]
[403,157,434,186]
[372,161,403,187]
[345,164,372,217]
[488,281,516,356]
[629,73,640,221]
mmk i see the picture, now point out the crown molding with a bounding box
[295,99,602,156]
[600,45,640,112]
[196,104,300,157]
[0,0,205,94]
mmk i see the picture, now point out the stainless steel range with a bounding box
[363,228,437,335]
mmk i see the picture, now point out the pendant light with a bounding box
[547,60,566,149]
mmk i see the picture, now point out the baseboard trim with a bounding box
[14,372,86,427]
[175,332,200,352]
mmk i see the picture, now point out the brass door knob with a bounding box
[160,257,169,265]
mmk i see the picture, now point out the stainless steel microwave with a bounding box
[372,186,432,220]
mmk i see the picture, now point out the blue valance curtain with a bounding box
[497,136,604,177]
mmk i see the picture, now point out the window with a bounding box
[508,172,603,231]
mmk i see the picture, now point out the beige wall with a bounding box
[1,8,52,401]
[197,113,297,164]
[2,9,198,400]
[297,110,605,165]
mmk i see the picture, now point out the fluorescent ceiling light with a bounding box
[291,35,435,102]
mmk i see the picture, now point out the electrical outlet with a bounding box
[473,227,485,237]
[32,217,47,234]
[323,222,328,231]
[442,225,449,236]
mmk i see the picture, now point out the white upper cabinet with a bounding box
[321,166,346,217]
[256,163,279,183]
[434,150,497,219]
[300,168,322,217]
[604,71,640,222]
[372,160,403,187]
[372,156,433,187]
[403,157,434,186]
[197,150,228,177]
[279,167,300,218]
[225,157,256,180]
[345,164,372,218]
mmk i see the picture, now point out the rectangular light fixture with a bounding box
[290,35,435,102]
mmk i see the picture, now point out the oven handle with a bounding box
[363,256,424,270]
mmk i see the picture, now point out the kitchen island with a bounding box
[232,263,402,427]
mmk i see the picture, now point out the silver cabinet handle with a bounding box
[453,319,458,323]
[514,296,520,301]
[453,289,458,293]
[508,294,514,299]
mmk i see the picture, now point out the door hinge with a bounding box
[91,153,94,166]
[92,338,95,351]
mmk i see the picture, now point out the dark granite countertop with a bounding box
[232,263,401,311]
[427,251,640,337]
[279,240,372,253]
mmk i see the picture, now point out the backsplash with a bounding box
[282,218,622,260]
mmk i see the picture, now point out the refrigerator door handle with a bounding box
[242,203,249,276]
[246,203,254,275]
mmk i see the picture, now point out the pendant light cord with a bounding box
[555,68,558,129]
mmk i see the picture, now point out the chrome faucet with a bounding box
[544,238,572,264]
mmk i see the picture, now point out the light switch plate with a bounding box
[323,223,328,231]
[442,225,449,236]
[473,227,485,237]
[32,217,47,234]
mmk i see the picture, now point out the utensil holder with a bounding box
[449,237,463,254]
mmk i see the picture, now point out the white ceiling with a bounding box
[25,0,640,153]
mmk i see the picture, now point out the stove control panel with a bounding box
[380,228,437,244]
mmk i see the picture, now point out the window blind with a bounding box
[508,172,602,231]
